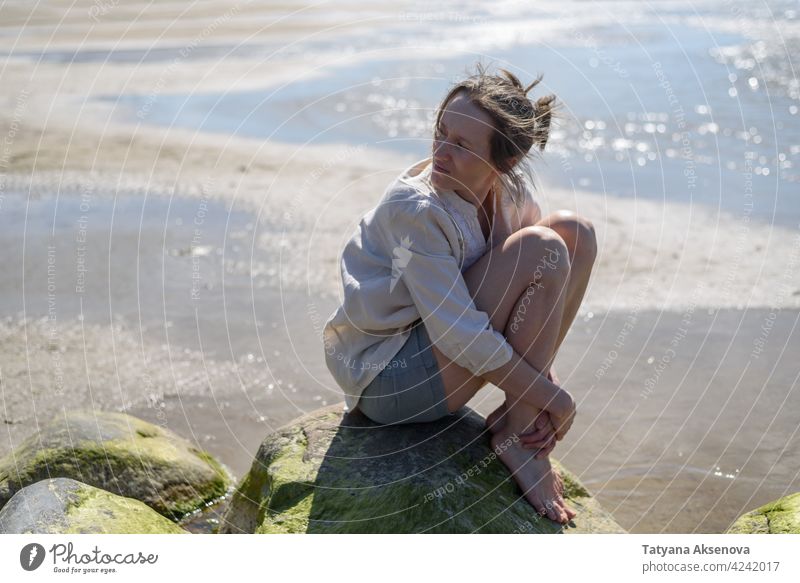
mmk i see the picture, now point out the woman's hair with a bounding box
[433,61,559,205]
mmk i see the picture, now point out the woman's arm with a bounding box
[378,199,514,375]
[481,348,575,438]
[481,349,571,413]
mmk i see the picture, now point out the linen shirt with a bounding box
[436,177,495,274]
[323,156,543,412]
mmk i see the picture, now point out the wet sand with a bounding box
[1,0,799,534]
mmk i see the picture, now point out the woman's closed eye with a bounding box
[435,125,470,151]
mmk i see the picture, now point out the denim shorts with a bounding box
[358,319,452,425]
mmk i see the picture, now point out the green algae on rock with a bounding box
[725,492,800,534]
[220,404,625,534]
[0,411,233,520]
[0,478,188,534]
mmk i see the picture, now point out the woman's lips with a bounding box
[433,161,450,174]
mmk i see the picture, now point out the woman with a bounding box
[323,63,597,525]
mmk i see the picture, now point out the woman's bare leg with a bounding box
[430,226,571,521]
[543,211,598,354]
[486,211,598,432]
[437,212,597,423]
[485,231,575,523]
[430,213,597,523]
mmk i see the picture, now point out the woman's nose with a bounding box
[433,137,452,158]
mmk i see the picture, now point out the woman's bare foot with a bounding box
[491,429,577,524]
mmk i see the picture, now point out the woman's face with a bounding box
[430,91,500,204]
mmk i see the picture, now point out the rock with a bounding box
[0,478,188,534]
[220,404,625,533]
[725,492,800,534]
[0,411,233,520]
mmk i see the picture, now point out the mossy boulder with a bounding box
[220,404,625,533]
[0,411,233,520]
[0,478,188,534]
[725,492,800,534]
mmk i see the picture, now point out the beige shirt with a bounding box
[323,156,543,411]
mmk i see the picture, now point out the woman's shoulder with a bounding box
[366,162,460,248]
[380,157,434,201]
[377,157,452,216]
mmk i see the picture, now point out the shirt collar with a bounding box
[412,158,495,220]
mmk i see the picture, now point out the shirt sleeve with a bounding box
[378,198,513,377]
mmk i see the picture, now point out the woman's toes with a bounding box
[549,494,574,523]
[565,504,578,519]
[557,502,570,523]
[557,498,576,521]
[551,504,565,523]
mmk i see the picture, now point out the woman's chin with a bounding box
[430,171,449,188]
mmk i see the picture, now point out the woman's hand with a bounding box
[519,369,570,458]
[519,410,558,459]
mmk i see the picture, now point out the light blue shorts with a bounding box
[358,319,452,425]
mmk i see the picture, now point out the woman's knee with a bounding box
[514,226,571,283]
[542,211,597,265]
